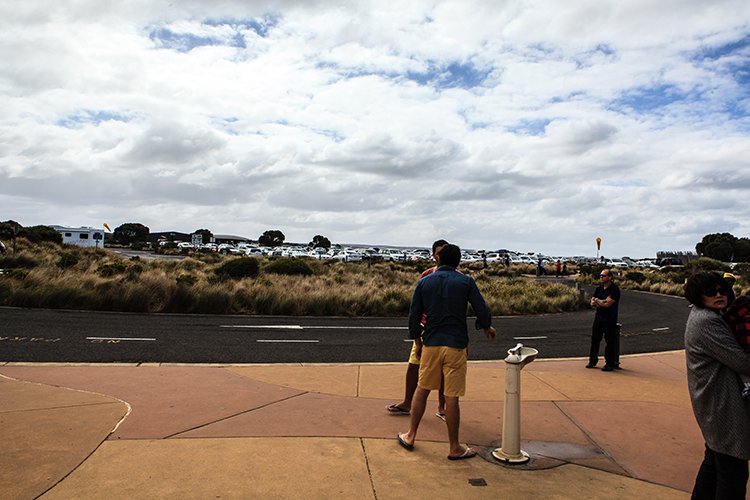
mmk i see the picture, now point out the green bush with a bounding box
[625,271,646,284]
[97,261,129,277]
[265,257,313,276]
[58,251,79,269]
[126,264,144,280]
[215,257,260,279]
[686,257,729,272]
[579,264,608,278]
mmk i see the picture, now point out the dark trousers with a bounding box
[691,445,748,500]
[589,318,619,367]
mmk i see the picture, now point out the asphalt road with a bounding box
[0,289,689,364]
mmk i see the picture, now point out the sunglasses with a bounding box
[599,273,610,277]
[703,287,729,297]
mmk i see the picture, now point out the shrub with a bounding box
[215,257,260,279]
[686,257,729,272]
[126,264,144,280]
[579,264,608,278]
[0,253,39,269]
[58,251,79,269]
[97,261,129,277]
[194,287,233,314]
[0,269,29,280]
[265,257,313,276]
[625,271,646,284]
[176,273,198,286]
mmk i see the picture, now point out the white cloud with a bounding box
[1,0,749,257]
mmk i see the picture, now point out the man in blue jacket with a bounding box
[397,244,496,460]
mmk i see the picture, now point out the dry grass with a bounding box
[0,240,581,316]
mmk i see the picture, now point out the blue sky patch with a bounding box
[406,60,491,90]
[203,16,279,38]
[694,34,750,61]
[149,16,279,52]
[611,84,690,113]
[56,110,132,128]
[506,118,551,136]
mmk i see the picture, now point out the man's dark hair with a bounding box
[431,239,449,254]
[438,244,461,268]
[684,271,729,307]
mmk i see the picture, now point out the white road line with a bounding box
[652,327,670,332]
[304,326,408,330]
[86,337,156,341]
[221,325,304,329]
[256,339,320,343]
[513,336,548,340]
[220,325,406,330]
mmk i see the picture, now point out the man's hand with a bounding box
[484,326,497,340]
[414,339,423,360]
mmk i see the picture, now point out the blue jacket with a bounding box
[408,266,492,348]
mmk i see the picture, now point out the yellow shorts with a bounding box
[418,346,468,397]
[408,341,420,365]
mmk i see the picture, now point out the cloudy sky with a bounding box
[1,1,749,258]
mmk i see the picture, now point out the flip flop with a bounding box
[397,433,414,451]
[447,447,477,460]
[435,412,446,422]
[386,404,410,415]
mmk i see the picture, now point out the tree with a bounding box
[193,229,213,245]
[0,220,22,240]
[310,235,331,249]
[21,225,63,244]
[258,230,285,247]
[113,223,150,246]
[733,238,750,263]
[703,241,733,262]
[696,233,737,258]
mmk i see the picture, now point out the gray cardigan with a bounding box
[685,306,750,460]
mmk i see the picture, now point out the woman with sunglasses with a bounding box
[684,271,750,499]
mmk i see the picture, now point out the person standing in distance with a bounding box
[587,269,621,371]
[397,244,496,460]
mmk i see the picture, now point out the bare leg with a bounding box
[400,387,430,446]
[404,363,419,407]
[438,376,446,414]
[444,396,462,454]
[389,363,419,411]
[444,395,475,459]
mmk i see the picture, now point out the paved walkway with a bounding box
[1,351,701,499]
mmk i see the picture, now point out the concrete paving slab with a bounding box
[529,370,692,408]
[0,366,304,439]
[363,438,687,499]
[228,364,360,397]
[41,437,375,499]
[0,378,126,500]
[0,374,117,412]
[558,400,703,492]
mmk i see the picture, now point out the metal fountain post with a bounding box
[492,343,538,464]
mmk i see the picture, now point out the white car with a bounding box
[334,250,363,262]
[244,248,264,257]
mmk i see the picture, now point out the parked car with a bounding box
[381,249,407,261]
[334,250,363,262]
